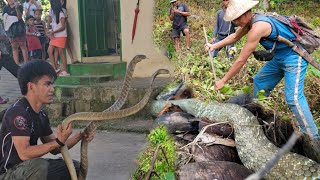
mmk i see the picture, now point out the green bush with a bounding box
[132,125,176,180]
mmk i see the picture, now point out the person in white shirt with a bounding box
[47,0,68,76]
[23,0,42,18]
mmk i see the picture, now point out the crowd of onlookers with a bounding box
[2,0,76,77]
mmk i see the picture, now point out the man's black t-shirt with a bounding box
[169,3,189,29]
[0,98,53,174]
[2,4,23,16]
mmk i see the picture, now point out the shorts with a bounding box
[29,49,42,59]
[49,37,67,48]
[9,34,26,44]
[172,25,188,38]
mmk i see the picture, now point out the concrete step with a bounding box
[68,62,126,78]
[54,75,113,85]
[54,84,83,97]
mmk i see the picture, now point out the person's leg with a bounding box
[283,55,318,139]
[1,54,20,78]
[40,37,47,60]
[11,42,20,64]
[46,158,80,180]
[172,28,180,51]
[58,47,68,73]
[19,42,29,64]
[54,48,59,68]
[183,27,190,49]
[174,38,180,51]
[0,158,48,180]
[66,41,75,63]
[253,59,283,97]
[48,44,57,70]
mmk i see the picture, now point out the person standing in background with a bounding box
[25,15,42,60]
[3,0,28,65]
[211,0,236,61]
[0,21,20,104]
[47,0,69,76]
[23,0,42,18]
[169,0,191,51]
[34,9,48,60]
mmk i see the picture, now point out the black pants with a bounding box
[47,158,80,180]
[0,54,20,78]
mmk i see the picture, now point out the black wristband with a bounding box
[55,138,65,147]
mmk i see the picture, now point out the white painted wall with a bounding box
[120,0,174,77]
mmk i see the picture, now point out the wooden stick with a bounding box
[203,26,217,82]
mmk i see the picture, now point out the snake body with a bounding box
[60,68,170,180]
[78,55,146,180]
[150,99,320,179]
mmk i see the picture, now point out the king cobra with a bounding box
[150,99,320,179]
[59,65,169,180]
[78,54,146,180]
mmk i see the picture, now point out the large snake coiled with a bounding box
[78,54,147,180]
[150,99,320,179]
[60,68,170,180]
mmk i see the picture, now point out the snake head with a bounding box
[132,55,147,63]
[154,69,170,76]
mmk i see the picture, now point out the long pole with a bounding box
[203,26,217,82]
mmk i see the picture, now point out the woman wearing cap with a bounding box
[205,0,318,140]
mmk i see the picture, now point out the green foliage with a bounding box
[153,0,320,126]
[132,125,176,180]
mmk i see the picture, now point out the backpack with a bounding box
[257,12,320,54]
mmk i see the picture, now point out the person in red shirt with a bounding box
[25,15,42,60]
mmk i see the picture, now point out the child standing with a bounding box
[34,9,48,60]
[26,15,42,60]
[47,0,68,76]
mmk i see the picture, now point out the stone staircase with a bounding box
[47,62,171,122]
[47,62,127,120]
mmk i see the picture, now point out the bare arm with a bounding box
[169,8,174,21]
[43,21,48,34]
[15,5,23,20]
[41,131,84,155]
[12,136,61,160]
[209,26,250,51]
[216,21,272,89]
[52,17,66,33]
[13,124,72,160]
[176,10,190,16]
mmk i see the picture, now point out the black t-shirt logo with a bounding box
[13,116,28,130]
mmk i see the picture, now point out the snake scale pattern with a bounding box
[150,99,320,179]
[78,55,147,180]
[59,55,169,180]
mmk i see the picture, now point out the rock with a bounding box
[199,119,234,139]
[178,161,252,180]
[154,112,199,134]
[192,145,241,163]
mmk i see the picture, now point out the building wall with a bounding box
[67,0,81,63]
[67,0,174,77]
[120,0,174,77]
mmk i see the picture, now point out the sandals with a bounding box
[0,96,9,104]
[58,71,70,76]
